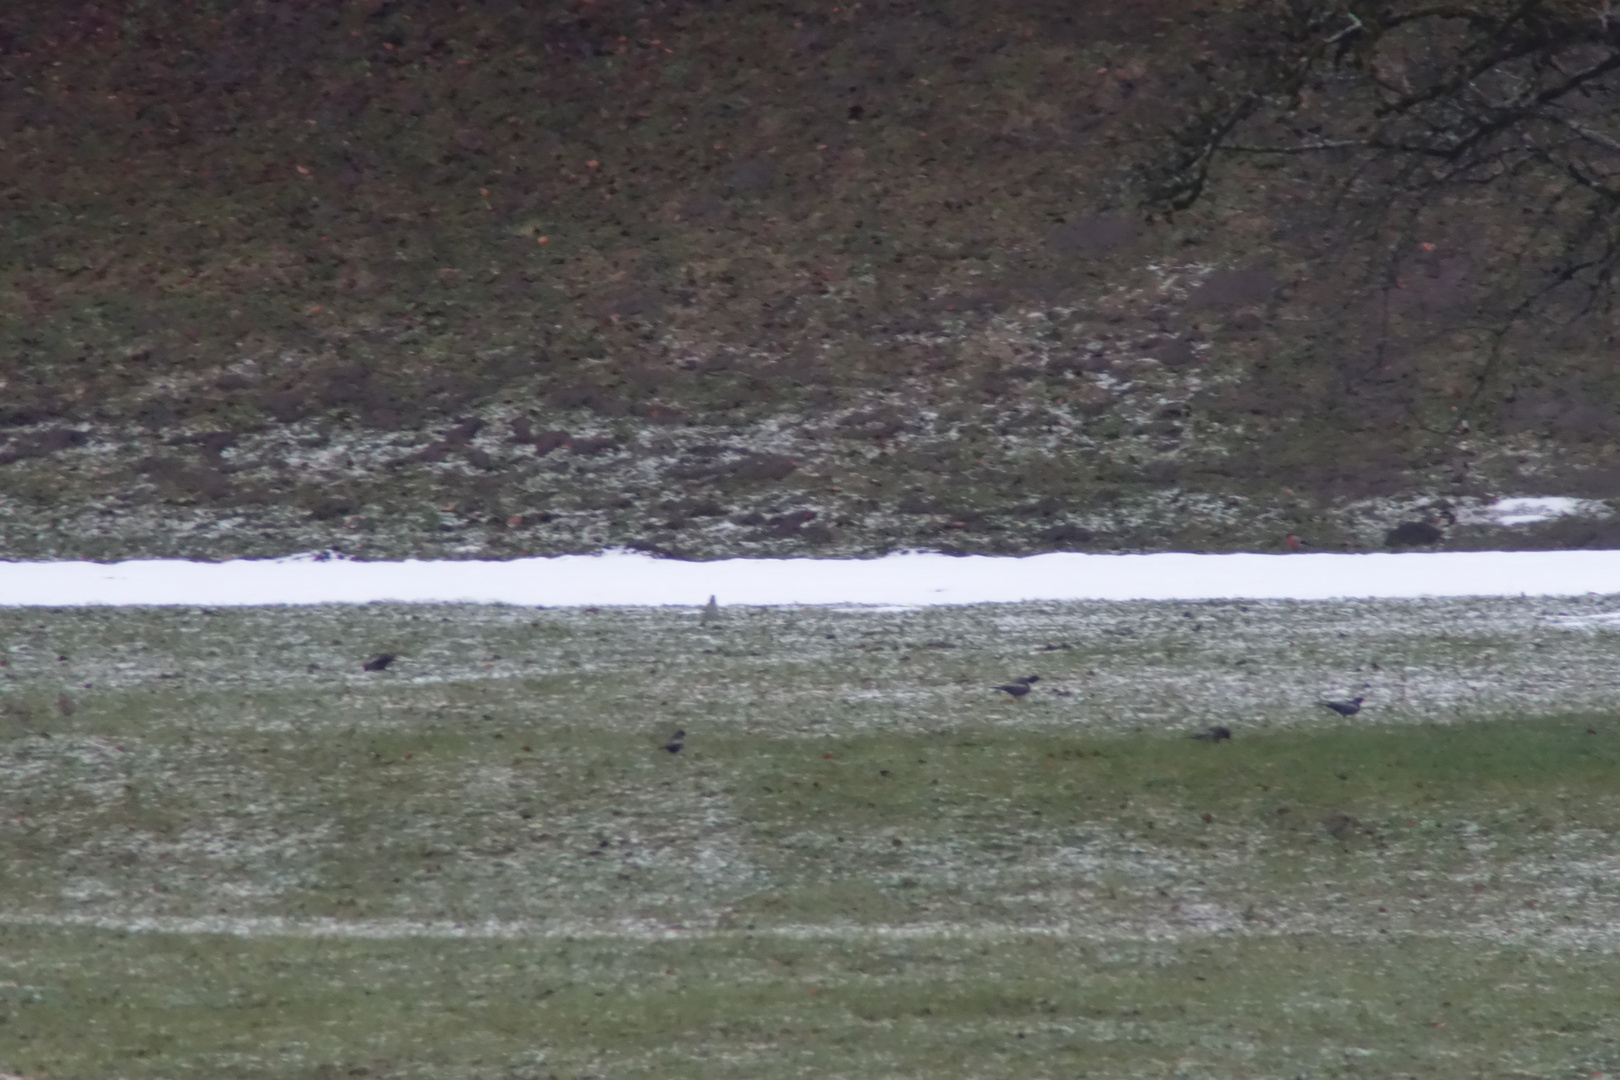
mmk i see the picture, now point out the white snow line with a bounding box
[4,549,1620,606]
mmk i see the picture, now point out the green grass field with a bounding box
[4,597,1620,1079]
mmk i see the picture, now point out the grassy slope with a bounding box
[1,1,1616,560]
[3,597,1620,1077]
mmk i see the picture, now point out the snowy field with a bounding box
[6,508,1620,1078]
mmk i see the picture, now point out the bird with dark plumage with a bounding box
[1192,725,1232,742]
[362,653,396,672]
[1320,696,1365,716]
[1385,521,1443,548]
[992,675,1040,698]
[662,729,686,754]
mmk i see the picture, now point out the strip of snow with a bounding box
[1543,611,1620,629]
[1480,496,1603,526]
[3,549,1620,606]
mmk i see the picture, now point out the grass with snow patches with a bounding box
[3,597,1620,1077]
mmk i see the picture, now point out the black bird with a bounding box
[1319,696,1365,716]
[992,676,1040,698]
[662,729,686,754]
[1385,521,1443,548]
[362,653,396,672]
[1192,725,1232,742]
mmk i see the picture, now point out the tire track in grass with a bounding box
[7,901,1620,954]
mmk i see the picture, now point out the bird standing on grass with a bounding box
[363,653,396,672]
[1192,725,1232,742]
[992,676,1040,698]
[1319,696,1365,716]
[662,729,686,754]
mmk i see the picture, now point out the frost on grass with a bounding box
[4,597,1620,1078]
